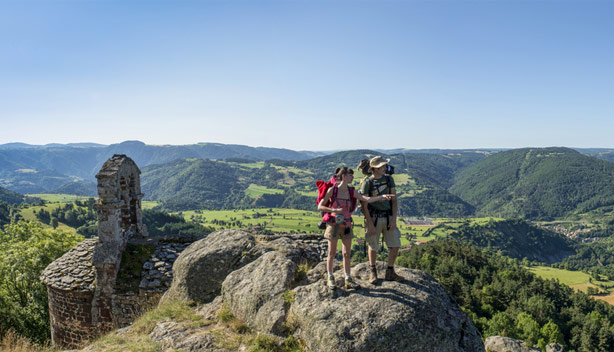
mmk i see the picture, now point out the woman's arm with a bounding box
[318,188,342,213]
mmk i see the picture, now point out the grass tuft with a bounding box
[130,300,203,334]
[283,290,296,305]
[0,330,52,352]
[216,304,234,323]
[87,334,159,352]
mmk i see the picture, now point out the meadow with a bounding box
[25,193,91,203]
[529,265,614,304]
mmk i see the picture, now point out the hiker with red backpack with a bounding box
[317,167,395,290]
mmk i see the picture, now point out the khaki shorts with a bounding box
[365,216,401,251]
[324,223,354,241]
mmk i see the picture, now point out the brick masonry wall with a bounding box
[47,287,166,347]
[112,291,164,328]
[47,287,96,349]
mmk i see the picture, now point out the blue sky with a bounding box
[1,0,612,150]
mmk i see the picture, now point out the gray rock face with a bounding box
[290,262,484,352]
[149,321,226,352]
[260,236,323,267]
[546,343,565,352]
[161,229,266,304]
[484,336,540,352]
[222,251,297,335]
[154,229,484,352]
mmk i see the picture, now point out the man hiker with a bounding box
[359,156,403,284]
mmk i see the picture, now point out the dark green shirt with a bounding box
[359,175,395,212]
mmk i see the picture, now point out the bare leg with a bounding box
[368,247,377,266]
[388,246,400,267]
[341,236,352,276]
[327,238,338,274]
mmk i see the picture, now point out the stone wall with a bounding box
[112,291,164,328]
[46,287,96,349]
[41,238,192,348]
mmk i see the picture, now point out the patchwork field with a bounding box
[174,208,466,248]
[25,193,91,203]
[244,184,284,198]
[19,203,77,232]
[529,266,614,303]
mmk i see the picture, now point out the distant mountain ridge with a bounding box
[0,141,321,193]
[3,142,614,219]
[450,147,614,219]
[139,149,490,214]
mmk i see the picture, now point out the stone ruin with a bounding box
[40,154,328,348]
[39,154,188,348]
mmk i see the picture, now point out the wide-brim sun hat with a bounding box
[368,156,390,173]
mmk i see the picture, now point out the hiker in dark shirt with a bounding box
[359,156,403,284]
[318,167,394,290]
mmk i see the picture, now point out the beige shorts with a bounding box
[365,216,401,251]
[324,223,354,241]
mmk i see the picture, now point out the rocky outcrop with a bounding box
[546,343,565,352]
[162,230,324,305]
[484,336,565,352]
[222,251,297,335]
[161,229,266,304]
[290,262,484,352]
[153,229,484,352]
[256,234,326,265]
[149,321,226,352]
[484,336,540,352]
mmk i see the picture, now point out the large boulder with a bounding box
[149,321,225,352]
[263,236,322,267]
[546,343,565,352]
[484,336,540,352]
[222,251,298,335]
[289,262,484,352]
[161,229,266,304]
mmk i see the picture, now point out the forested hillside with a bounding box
[0,201,11,226]
[448,219,575,263]
[0,186,26,205]
[397,239,614,352]
[450,147,614,219]
[138,150,488,215]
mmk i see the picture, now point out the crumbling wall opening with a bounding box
[129,174,138,226]
[119,176,131,231]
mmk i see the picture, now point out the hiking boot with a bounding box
[385,267,403,281]
[344,277,361,290]
[369,266,378,284]
[327,277,336,289]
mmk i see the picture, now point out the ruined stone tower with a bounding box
[91,154,147,332]
[41,154,161,348]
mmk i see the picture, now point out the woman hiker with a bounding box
[318,167,395,289]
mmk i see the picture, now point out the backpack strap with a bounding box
[330,185,338,207]
[349,186,357,212]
